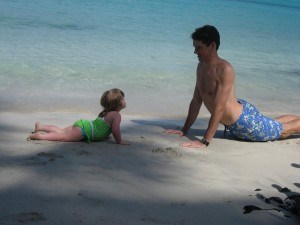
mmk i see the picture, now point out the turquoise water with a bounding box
[1,0,299,116]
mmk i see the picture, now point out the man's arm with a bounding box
[204,66,235,142]
[181,85,202,135]
[180,65,235,148]
[165,84,202,136]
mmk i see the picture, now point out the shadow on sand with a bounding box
[0,117,299,225]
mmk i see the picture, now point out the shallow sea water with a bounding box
[0,0,299,116]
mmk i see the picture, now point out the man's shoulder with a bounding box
[215,59,235,82]
[219,58,233,68]
[218,59,234,74]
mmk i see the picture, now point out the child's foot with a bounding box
[34,122,41,132]
[29,132,40,140]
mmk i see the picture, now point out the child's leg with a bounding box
[29,127,84,142]
[34,122,65,133]
[62,125,76,133]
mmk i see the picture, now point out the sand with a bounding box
[0,112,299,225]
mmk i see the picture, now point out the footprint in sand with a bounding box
[141,214,185,225]
[72,149,91,156]
[27,152,63,166]
[0,212,46,224]
[170,201,186,207]
[151,147,182,158]
[17,212,46,223]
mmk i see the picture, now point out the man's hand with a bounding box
[180,141,206,148]
[164,129,184,136]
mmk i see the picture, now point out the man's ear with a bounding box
[210,42,217,50]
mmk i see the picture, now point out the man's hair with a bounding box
[191,25,220,50]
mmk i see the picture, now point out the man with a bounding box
[166,25,300,148]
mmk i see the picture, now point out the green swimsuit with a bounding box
[73,117,112,142]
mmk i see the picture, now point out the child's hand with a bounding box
[119,140,130,145]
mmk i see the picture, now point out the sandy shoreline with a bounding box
[0,112,299,225]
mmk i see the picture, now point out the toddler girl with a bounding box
[29,88,129,144]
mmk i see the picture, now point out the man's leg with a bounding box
[277,116,300,139]
[275,115,299,123]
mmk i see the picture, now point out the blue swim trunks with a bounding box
[226,99,283,142]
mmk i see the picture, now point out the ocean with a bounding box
[1,0,300,117]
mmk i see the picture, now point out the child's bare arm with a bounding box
[111,113,129,145]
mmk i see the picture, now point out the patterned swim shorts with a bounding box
[226,99,283,142]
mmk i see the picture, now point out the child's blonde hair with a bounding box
[99,88,125,117]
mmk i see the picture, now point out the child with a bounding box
[29,88,129,145]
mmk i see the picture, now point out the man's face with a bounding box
[193,40,211,62]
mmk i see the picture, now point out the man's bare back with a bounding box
[197,58,242,126]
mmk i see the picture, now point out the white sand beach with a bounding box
[0,112,299,225]
[1,0,300,224]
